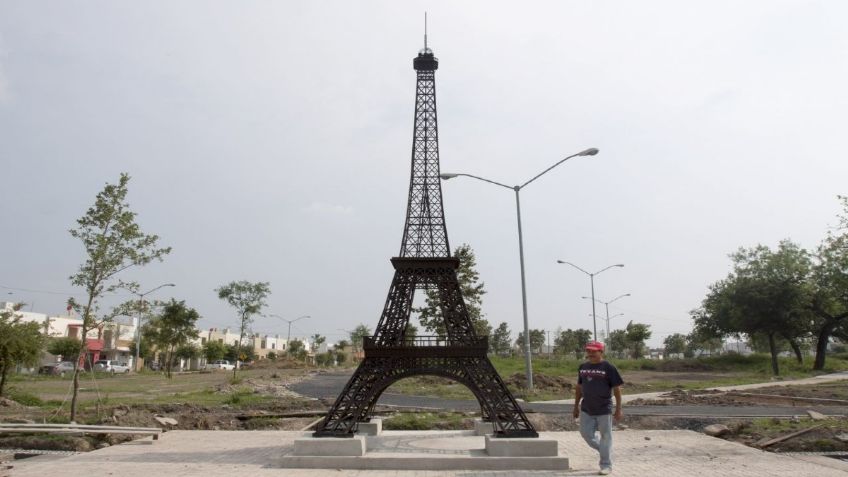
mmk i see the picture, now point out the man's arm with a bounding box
[613,385,622,422]
[573,383,582,418]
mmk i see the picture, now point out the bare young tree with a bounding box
[215,281,270,379]
[68,173,170,420]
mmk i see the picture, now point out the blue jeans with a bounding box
[579,412,613,469]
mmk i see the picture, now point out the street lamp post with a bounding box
[582,294,630,349]
[557,261,624,341]
[134,283,175,371]
[441,147,598,391]
[270,314,310,351]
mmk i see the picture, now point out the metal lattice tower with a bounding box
[400,47,449,258]
[312,41,537,439]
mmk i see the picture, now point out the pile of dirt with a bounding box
[505,373,574,393]
[709,417,848,453]
[0,398,21,408]
[627,389,755,407]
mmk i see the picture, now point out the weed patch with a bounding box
[382,412,470,430]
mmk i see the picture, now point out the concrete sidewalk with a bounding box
[7,429,848,476]
[537,371,848,405]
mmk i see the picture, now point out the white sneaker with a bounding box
[599,468,612,475]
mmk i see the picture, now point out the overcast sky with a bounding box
[1,1,846,348]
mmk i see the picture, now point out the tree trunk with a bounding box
[165,348,172,379]
[71,295,95,422]
[767,332,780,376]
[786,337,803,363]
[813,322,835,370]
[234,313,245,381]
[0,362,9,397]
[70,357,82,422]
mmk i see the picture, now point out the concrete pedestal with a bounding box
[484,434,558,457]
[473,419,494,436]
[293,435,366,456]
[357,418,382,436]
[283,431,569,470]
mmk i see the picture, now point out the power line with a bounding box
[0,284,132,298]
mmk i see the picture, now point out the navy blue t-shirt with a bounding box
[577,360,624,416]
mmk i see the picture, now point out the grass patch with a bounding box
[382,412,469,430]
[6,388,44,406]
[385,376,476,400]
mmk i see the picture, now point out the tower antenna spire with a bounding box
[424,12,428,49]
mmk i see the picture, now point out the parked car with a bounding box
[93,360,131,373]
[205,360,235,371]
[38,361,77,376]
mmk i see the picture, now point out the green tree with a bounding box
[286,340,307,361]
[608,329,629,359]
[554,328,593,359]
[203,340,227,362]
[663,333,687,358]
[810,196,848,369]
[174,343,200,370]
[349,324,371,358]
[288,339,305,355]
[414,244,491,338]
[145,299,200,378]
[67,173,171,420]
[215,281,270,379]
[684,324,724,357]
[696,241,812,375]
[624,321,652,359]
[47,337,84,362]
[310,334,326,353]
[267,351,277,361]
[0,306,46,396]
[315,352,335,367]
[334,340,349,351]
[403,323,418,341]
[490,322,512,356]
[515,329,546,354]
[225,343,256,364]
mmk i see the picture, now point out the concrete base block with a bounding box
[293,436,366,456]
[279,455,570,470]
[484,435,558,457]
[357,418,382,436]
[473,419,494,436]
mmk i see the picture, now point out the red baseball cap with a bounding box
[585,341,605,351]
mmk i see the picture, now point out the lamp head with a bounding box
[439,173,458,180]
[578,148,599,156]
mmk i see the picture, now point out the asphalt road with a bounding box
[290,371,848,417]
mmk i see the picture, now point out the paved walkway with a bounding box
[7,430,848,476]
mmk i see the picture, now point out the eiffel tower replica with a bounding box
[313,38,537,439]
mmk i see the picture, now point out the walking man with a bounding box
[573,340,623,475]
